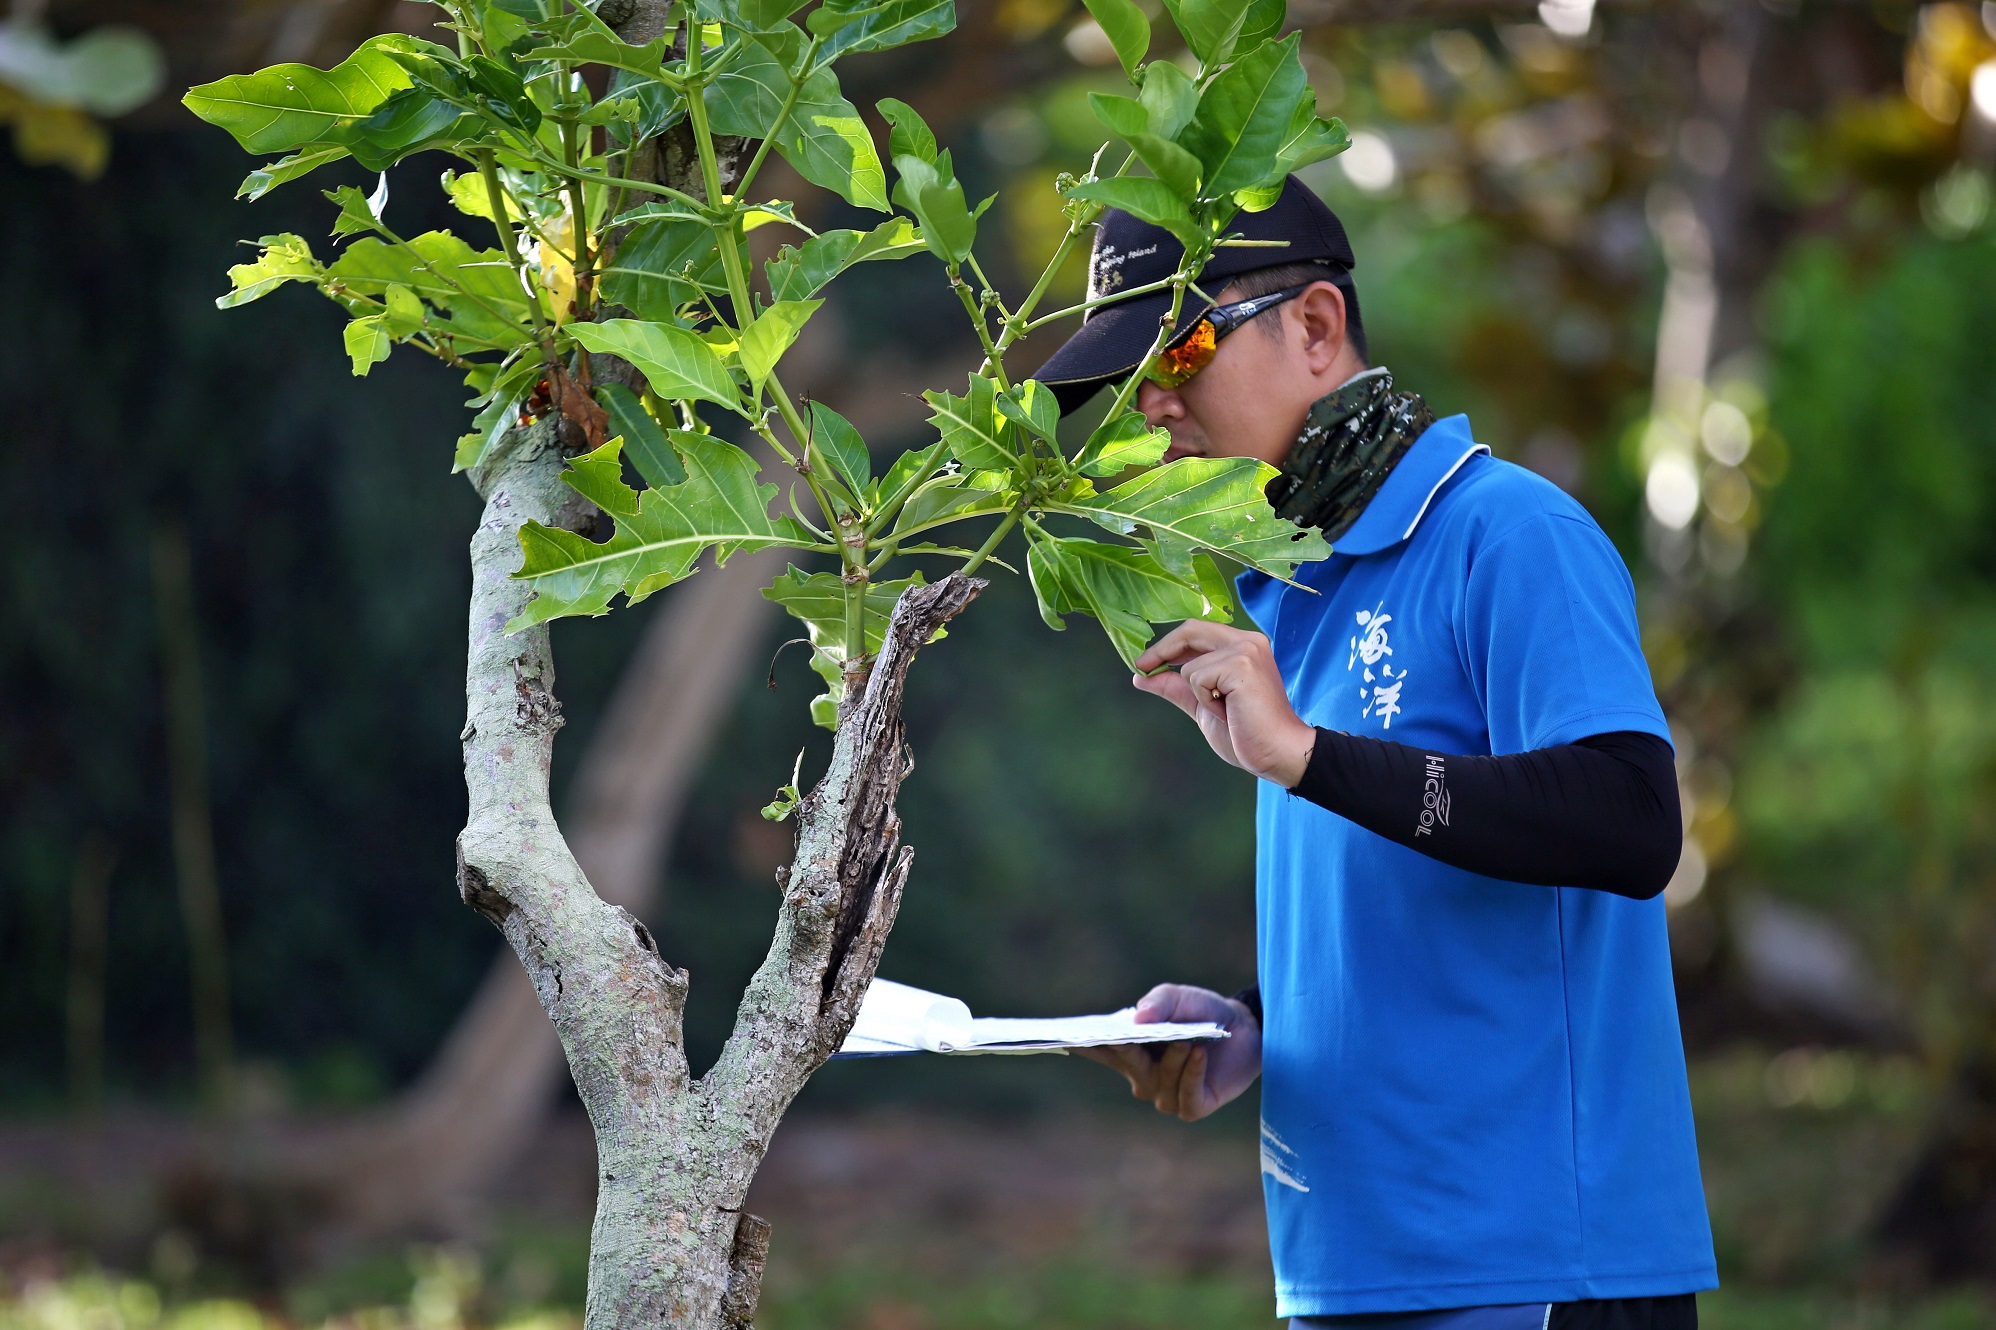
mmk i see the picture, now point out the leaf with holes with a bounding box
[217,233,324,308]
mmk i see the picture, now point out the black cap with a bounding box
[1034,175,1358,415]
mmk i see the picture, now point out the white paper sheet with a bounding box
[835,979,1229,1058]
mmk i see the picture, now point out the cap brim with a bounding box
[1033,291,1214,415]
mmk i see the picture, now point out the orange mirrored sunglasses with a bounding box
[1144,284,1315,390]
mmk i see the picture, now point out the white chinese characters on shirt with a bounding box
[1348,604,1407,728]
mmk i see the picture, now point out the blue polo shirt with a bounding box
[1237,415,1716,1318]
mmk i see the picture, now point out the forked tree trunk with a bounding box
[331,543,783,1237]
[458,418,980,1327]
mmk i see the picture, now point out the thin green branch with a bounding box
[476,148,553,351]
[960,500,1026,576]
[952,271,1009,390]
[731,35,823,203]
[1021,273,1181,332]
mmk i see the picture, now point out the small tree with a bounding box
[184,0,1341,1321]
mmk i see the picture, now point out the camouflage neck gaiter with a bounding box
[1265,368,1435,545]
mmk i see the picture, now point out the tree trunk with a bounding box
[457,417,981,1327]
[329,544,784,1235]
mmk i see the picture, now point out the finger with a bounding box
[1080,1043,1150,1092]
[1149,1041,1194,1112]
[1177,1045,1211,1121]
[1133,984,1186,1023]
[1132,668,1201,721]
[1134,621,1241,673]
[1178,649,1252,703]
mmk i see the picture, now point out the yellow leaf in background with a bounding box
[0,83,110,179]
[537,210,577,324]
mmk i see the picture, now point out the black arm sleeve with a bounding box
[1291,729,1681,899]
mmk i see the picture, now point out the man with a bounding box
[1034,178,1717,1329]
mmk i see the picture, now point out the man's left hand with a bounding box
[1133,622,1315,787]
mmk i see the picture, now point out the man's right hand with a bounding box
[1077,984,1262,1122]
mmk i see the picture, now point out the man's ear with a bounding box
[1294,283,1349,373]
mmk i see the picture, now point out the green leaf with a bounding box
[891,472,1011,537]
[701,0,814,30]
[181,34,437,155]
[602,68,685,145]
[876,97,937,164]
[343,315,391,375]
[1189,549,1237,623]
[326,231,537,346]
[1133,133,1204,199]
[706,29,890,211]
[238,145,349,200]
[1049,454,1329,579]
[455,357,540,473]
[768,218,924,301]
[570,320,741,409]
[598,219,725,321]
[1088,92,1146,139]
[995,379,1058,441]
[339,86,479,171]
[596,382,686,488]
[441,167,522,223]
[807,400,871,497]
[1273,95,1350,176]
[510,434,819,628]
[1075,410,1169,476]
[387,50,541,134]
[763,567,933,729]
[1159,0,1247,67]
[808,0,956,61]
[1180,33,1308,198]
[381,284,425,335]
[1026,535,1216,667]
[923,375,1015,471]
[1240,0,1285,51]
[891,154,976,264]
[1139,60,1197,138]
[327,183,382,238]
[1089,92,1202,198]
[217,233,323,308]
[606,200,711,227]
[1080,0,1149,79]
[872,439,947,509]
[521,32,671,78]
[737,299,822,388]
[1062,177,1200,246]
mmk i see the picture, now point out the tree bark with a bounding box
[331,544,784,1235]
[456,414,982,1327]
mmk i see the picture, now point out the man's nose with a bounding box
[1136,380,1183,429]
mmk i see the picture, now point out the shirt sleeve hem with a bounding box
[1526,707,1673,753]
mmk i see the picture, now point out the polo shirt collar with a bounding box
[1328,414,1487,556]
